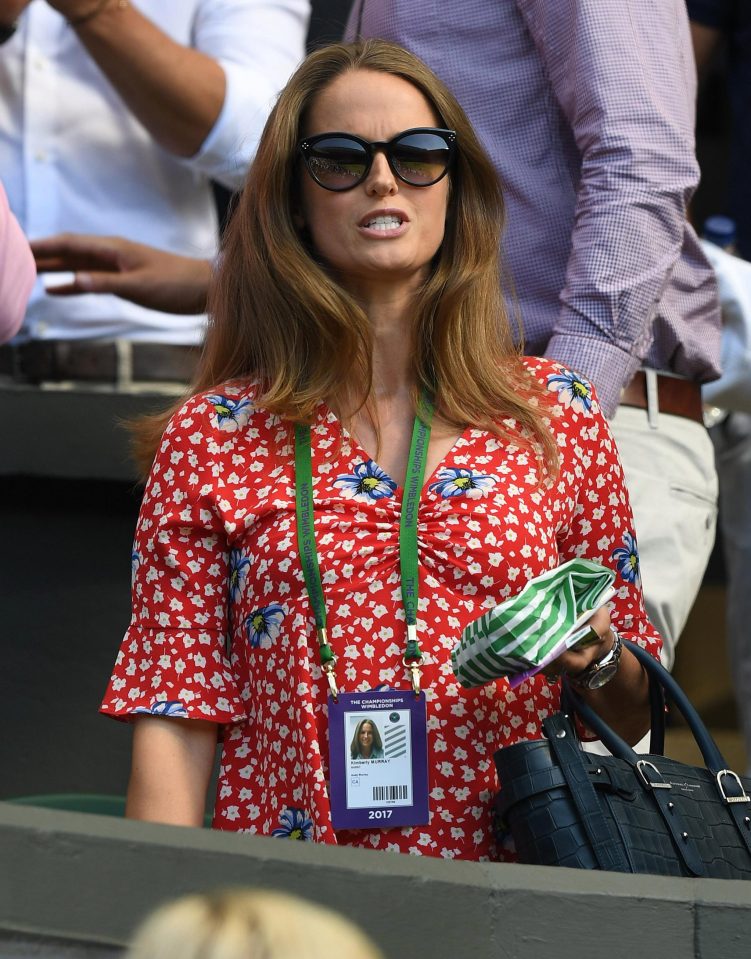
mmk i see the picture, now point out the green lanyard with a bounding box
[294,398,434,698]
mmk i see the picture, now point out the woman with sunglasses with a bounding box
[102,40,660,861]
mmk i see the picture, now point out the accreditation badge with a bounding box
[327,689,429,830]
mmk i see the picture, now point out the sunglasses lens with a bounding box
[305,137,369,189]
[391,131,452,185]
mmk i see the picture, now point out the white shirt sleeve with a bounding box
[188,0,311,191]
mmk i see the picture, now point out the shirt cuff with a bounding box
[185,59,273,192]
[544,335,641,419]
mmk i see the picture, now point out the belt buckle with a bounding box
[115,340,134,389]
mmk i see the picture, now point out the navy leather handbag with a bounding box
[494,640,751,878]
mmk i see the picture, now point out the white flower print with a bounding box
[101,365,661,863]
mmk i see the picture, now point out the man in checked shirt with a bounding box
[346,0,722,670]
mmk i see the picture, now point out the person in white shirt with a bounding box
[0,0,309,359]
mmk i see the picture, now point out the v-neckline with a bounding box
[321,403,472,496]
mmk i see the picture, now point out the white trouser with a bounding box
[582,405,716,758]
[711,412,751,773]
[609,405,718,671]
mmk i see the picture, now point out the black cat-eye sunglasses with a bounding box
[298,127,457,191]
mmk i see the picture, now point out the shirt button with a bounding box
[37,322,49,337]
[34,150,47,162]
[33,57,45,70]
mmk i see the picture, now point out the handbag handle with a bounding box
[564,639,728,772]
[561,642,666,753]
[646,664,665,754]
[563,640,751,869]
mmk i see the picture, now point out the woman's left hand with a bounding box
[542,607,652,745]
[544,606,613,683]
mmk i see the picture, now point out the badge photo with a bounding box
[327,690,430,830]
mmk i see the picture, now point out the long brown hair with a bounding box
[132,40,558,477]
[350,718,384,760]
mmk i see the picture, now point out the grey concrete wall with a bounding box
[2,803,751,959]
[0,384,178,480]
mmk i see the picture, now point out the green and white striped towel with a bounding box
[451,559,615,689]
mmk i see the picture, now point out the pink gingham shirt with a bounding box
[347,0,722,416]
[0,181,34,344]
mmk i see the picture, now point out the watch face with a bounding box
[585,662,618,689]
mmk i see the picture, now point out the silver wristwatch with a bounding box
[572,629,622,690]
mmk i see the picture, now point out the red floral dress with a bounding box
[101,357,661,860]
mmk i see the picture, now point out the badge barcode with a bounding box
[372,784,409,801]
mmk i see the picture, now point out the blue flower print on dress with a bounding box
[131,549,141,586]
[206,394,253,432]
[612,531,640,585]
[272,806,313,840]
[245,604,286,649]
[429,467,498,499]
[334,460,397,501]
[228,549,251,603]
[547,368,594,416]
[133,699,189,718]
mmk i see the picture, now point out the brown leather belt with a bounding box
[620,371,704,423]
[0,339,200,385]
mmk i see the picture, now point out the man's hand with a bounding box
[32,233,212,315]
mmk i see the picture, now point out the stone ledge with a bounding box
[2,803,751,959]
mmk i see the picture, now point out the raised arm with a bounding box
[516,0,701,416]
[48,0,226,157]
[43,0,309,187]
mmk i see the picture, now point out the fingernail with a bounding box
[76,272,94,290]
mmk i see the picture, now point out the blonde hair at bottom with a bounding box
[126,888,383,959]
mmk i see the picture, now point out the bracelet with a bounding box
[68,0,129,29]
